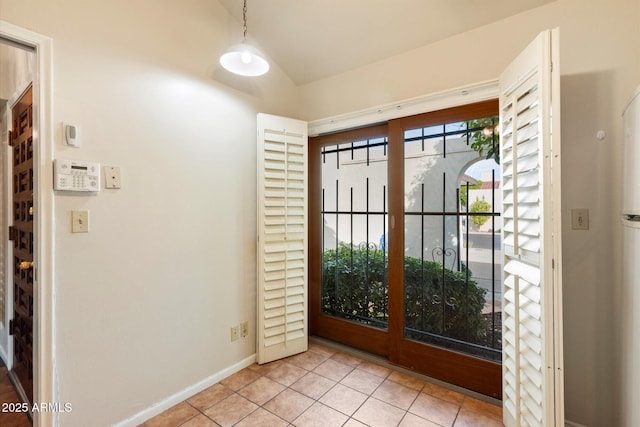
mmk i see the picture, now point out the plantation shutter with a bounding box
[257,113,308,364]
[500,29,564,426]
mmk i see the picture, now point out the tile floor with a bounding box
[140,342,503,427]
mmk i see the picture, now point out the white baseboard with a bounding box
[113,354,256,427]
[565,420,587,427]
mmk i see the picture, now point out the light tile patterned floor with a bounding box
[141,342,503,427]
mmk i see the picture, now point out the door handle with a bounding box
[18,261,34,270]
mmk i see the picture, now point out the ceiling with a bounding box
[218,0,556,85]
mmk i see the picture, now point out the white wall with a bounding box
[0,1,299,426]
[299,0,640,425]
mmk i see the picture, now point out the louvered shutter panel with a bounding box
[500,29,564,427]
[257,113,308,364]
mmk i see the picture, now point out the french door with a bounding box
[309,101,503,397]
[309,124,391,356]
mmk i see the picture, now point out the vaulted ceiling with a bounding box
[218,0,556,85]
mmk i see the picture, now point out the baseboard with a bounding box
[113,353,256,427]
[565,420,587,427]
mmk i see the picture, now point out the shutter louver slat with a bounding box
[501,30,563,427]
[258,114,308,364]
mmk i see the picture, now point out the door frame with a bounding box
[387,101,502,399]
[1,20,55,427]
[309,100,503,398]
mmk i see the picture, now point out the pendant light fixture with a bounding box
[219,0,269,76]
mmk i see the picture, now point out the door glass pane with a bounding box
[321,138,388,329]
[404,117,502,361]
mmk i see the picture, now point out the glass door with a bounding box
[310,101,503,397]
[388,103,502,398]
[309,125,390,356]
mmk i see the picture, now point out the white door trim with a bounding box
[1,20,56,427]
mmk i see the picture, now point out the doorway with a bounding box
[8,83,35,404]
[309,100,503,398]
[0,23,55,426]
[1,38,37,409]
[302,28,562,425]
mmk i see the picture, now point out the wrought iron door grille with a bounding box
[403,117,502,362]
[321,137,389,329]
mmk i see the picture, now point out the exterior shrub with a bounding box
[470,199,491,227]
[322,244,388,326]
[322,244,487,342]
[404,254,487,342]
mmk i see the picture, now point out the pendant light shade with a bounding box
[220,42,270,77]
[220,0,269,77]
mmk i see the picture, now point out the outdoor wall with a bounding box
[299,0,640,425]
[0,1,298,426]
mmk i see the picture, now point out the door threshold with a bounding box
[309,335,502,408]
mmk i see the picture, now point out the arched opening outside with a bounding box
[458,158,502,360]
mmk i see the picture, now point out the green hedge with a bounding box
[322,244,487,342]
[404,253,487,342]
[322,244,389,326]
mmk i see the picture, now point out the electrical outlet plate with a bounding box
[240,321,248,338]
[230,326,239,342]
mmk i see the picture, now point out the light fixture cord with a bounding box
[242,0,248,41]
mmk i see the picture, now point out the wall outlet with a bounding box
[230,326,239,342]
[240,321,248,338]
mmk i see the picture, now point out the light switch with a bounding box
[72,210,89,233]
[571,208,589,230]
[104,166,121,189]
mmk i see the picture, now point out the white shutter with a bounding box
[500,29,564,427]
[257,113,308,364]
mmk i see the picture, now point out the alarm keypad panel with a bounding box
[54,159,100,192]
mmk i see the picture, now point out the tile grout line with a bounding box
[184,399,221,427]
[390,378,427,427]
[289,356,431,427]
[143,343,501,427]
[451,399,463,427]
[289,353,446,427]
